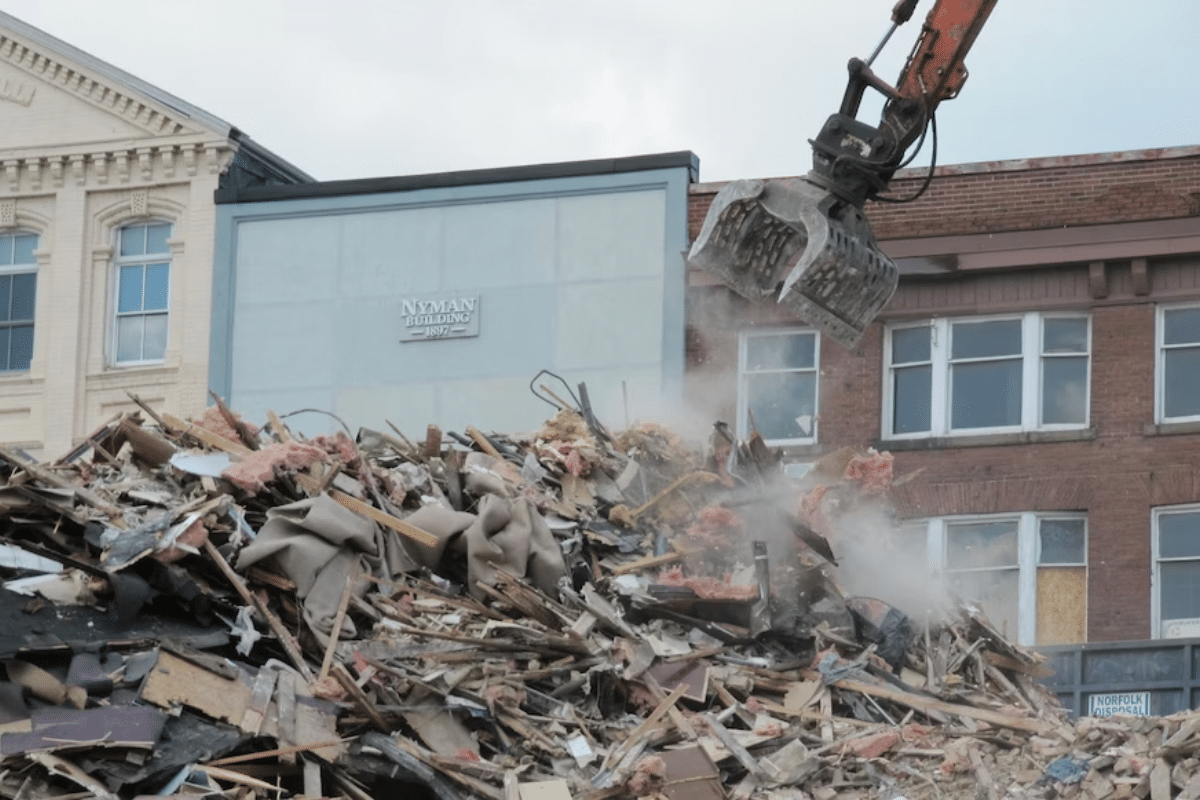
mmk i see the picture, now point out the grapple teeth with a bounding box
[687,179,808,303]
[778,210,898,350]
[687,176,898,349]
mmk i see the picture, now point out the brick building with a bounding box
[0,12,309,457]
[686,145,1200,647]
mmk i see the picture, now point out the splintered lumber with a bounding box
[466,425,504,460]
[319,568,360,681]
[629,471,721,519]
[210,392,261,450]
[291,475,438,548]
[611,544,692,575]
[0,443,128,527]
[831,676,1050,734]
[702,712,767,779]
[331,663,390,733]
[161,412,252,456]
[205,738,353,767]
[203,539,316,682]
[594,683,687,785]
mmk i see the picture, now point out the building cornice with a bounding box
[0,32,202,140]
[0,140,236,194]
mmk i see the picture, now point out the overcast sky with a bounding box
[4,1,1198,183]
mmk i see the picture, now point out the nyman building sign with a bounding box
[399,294,481,343]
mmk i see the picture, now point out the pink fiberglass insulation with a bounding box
[656,565,759,600]
[222,441,328,493]
[626,755,666,797]
[153,517,208,563]
[843,449,894,495]
[194,405,259,445]
[309,432,359,466]
[799,483,830,534]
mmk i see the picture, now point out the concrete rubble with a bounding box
[0,392,1194,799]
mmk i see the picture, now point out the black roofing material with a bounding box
[215,150,699,204]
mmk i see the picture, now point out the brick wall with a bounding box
[685,146,1200,642]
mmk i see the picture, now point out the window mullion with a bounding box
[931,319,949,435]
[1155,305,1165,420]
[1023,314,1040,430]
[926,518,944,578]
[1017,513,1038,645]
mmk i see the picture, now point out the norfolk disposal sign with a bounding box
[399,294,480,342]
[1088,692,1150,717]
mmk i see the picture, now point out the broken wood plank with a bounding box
[594,683,687,783]
[0,443,128,527]
[466,425,505,460]
[239,666,278,736]
[611,543,694,575]
[319,567,360,681]
[289,477,438,548]
[981,650,1055,679]
[209,391,260,450]
[203,539,316,682]
[331,663,389,733]
[701,712,766,779]
[831,676,1051,734]
[265,409,294,443]
[161,412,252,456]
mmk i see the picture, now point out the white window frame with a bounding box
[0,230,38,373]
[907,512,1087,646]
[1151,503,1200,638]
[111,221,172,367]
[736,327,819,446]
[882,312,1091,439]
[1155,303,1200,424]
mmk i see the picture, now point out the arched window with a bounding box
[114,221,171,364]
[0,230,38,372]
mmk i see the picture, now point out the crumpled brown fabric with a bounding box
[402,505,478,570]
[458,494,566,600]
[235,495,413,645]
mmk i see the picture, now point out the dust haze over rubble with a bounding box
[825,501,955,628]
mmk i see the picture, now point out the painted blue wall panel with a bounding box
[211,163,691,435]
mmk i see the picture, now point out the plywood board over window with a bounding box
[1037,567,1087,645]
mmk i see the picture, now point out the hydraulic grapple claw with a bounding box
[688,176,899,349]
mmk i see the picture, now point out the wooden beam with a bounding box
[292,474,438,548]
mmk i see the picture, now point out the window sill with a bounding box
[877,428,1096,451]
[774,443,831,460]
[1144,421,1200,437]
[87,363,180,388]
[0,373,45,390]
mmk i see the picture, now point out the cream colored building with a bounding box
[0,12,310,458]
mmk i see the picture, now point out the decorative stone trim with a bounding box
[0,31,188,137]
[48,156,63,188]
[94,153,108,185]
[131,189,148,218]
[0,141,238,195]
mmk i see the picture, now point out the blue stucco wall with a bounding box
[210,163,692,437]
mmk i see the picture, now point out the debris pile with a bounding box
[0,394,1190,799]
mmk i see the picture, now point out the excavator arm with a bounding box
[689,0,998,348]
